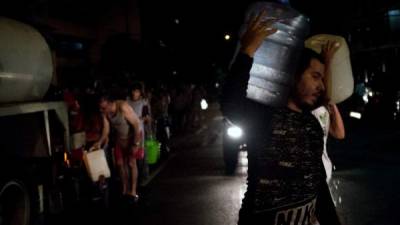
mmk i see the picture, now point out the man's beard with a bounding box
[293,94,324,112]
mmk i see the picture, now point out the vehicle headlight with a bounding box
[350,111,362,119]
[201,99,208,110]
[227,126,243,139]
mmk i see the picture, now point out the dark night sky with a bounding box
[137,0,399,78]
[3,0,398,47]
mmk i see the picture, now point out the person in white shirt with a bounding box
[311,41,345,225]
[312,41,345,181]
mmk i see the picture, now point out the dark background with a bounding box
[2,0,400,125]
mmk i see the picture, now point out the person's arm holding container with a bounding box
[321,41,345,140]
[92,114,110,150]
[220,10,277,125]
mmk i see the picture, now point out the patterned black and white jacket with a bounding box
[221,52,325,225]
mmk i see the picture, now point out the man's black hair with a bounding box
[293,47,325,84]
[288,47,326,109]
[130,82,143,91]
[129,82,144,98]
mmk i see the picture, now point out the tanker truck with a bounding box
[0,17,71,225]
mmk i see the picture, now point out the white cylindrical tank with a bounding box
[0,17,53,103]
[305,34,354,104]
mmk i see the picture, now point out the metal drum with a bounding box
[0,17,53,103]
[240,2,310,107]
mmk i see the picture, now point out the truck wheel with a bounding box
[0,180,30,225]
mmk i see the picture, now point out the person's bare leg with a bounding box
[115,146,128,195]
[117,160,128,195]
[128,157,138,197]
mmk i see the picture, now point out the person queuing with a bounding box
[99,95,143,203]
[127,82,152,184]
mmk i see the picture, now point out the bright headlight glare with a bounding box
[227,126,243,139]
[201,99,208,110]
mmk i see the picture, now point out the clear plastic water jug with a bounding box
[238,2,310,107]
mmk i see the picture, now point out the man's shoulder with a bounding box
[117,100,131,111]
[115,100,125,105]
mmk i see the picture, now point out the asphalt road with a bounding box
[142,103,400,225]
[140,103,247,225]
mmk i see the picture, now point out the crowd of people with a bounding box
[62,81,207,207]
